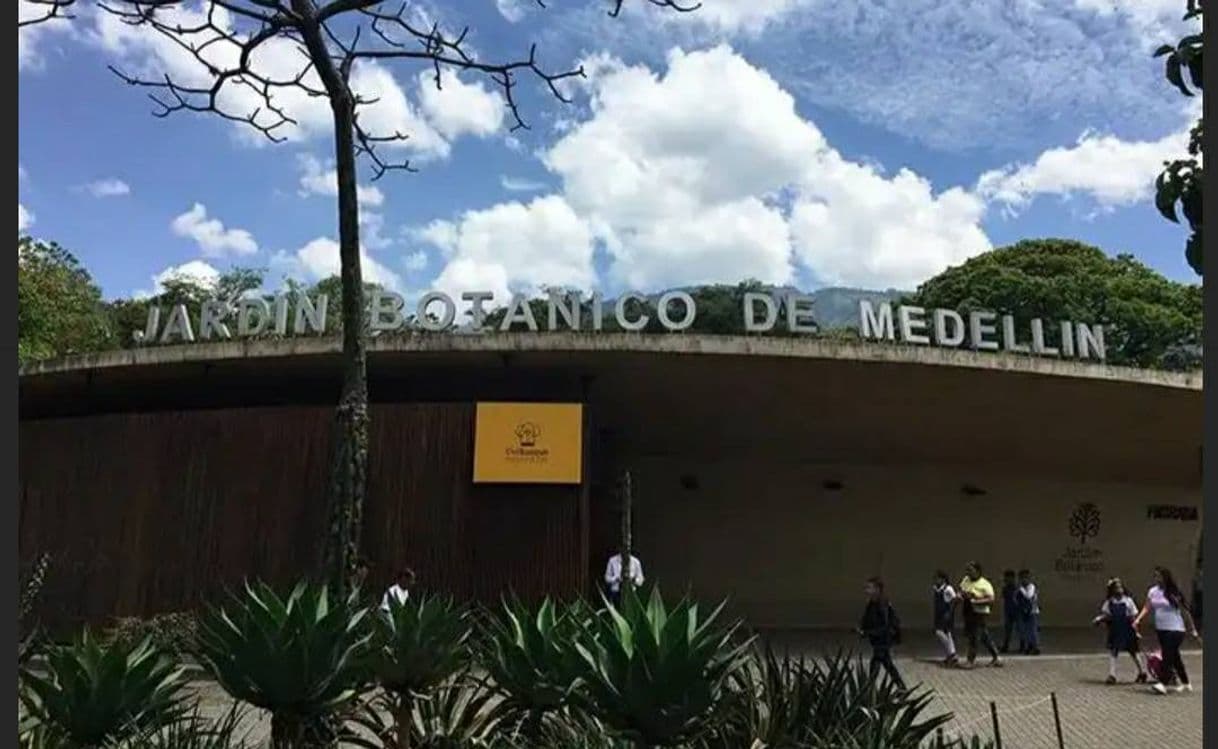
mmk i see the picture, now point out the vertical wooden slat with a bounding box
[20,401,585,631]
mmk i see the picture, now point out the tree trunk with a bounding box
[394,693,413,749]
[322,90,370,601]
[620,471,633,599]
[293,1,370,601]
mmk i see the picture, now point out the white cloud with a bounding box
[403,250,429,272]
[668,0,811,35]
[1072,0,1189,43]
[296,155,384,208]
[791,153,991,289]
[272,237,402,290]
[19,0,75,71]
[171,203,258,258]
[535,45,989,290]
[416,69,505,140]
[496,0,532,23]
[500,176,548,193]
[976,125,1191,213]
[421,195,595,306]
[18,204,33,232]
[135,260,221,299]
[82,178,132,198]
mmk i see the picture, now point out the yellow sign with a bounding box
[473,402,584,484]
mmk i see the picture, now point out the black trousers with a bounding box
[869,647,906,690]
[964,610,1000,662]
[1157,630,1190,685]
[1001,613,1017,651]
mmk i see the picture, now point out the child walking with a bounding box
[1091,577,1147,685]
[858,576,907,691]
[932,570,959,667]
[1000,569,1019,654]
[1016,569,1041,655]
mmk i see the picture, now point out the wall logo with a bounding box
[514,422,541,448]
[1068,502,1102,545]
[506,421,549,465]
[1055,503,1105,580]
[1146,505,1199,521]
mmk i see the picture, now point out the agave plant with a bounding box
[366,593,473,749]
[195,581,369,748]
[481,597,587,739]
[19,629,188,749]
[573,587,752,748]
[709,648,953,749]
[123,703,255,749]
[342,671,506,749]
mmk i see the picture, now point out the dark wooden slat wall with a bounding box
[20,403,585,631]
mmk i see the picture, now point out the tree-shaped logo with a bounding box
[515,422,541,447]
[1069,503,1101,545]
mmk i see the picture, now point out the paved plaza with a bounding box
[187,629,1202,748]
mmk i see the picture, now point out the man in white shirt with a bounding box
[380,568,415,615]
[604,552,644,607]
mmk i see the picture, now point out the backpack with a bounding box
[885,604,902,645]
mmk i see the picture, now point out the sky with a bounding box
[17,0,1203,307]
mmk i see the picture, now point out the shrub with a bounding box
[19,629,188,748]
[366,593,473,749]
[573,587,752,748]
[108,613,199,658]
[196,581,369,748]
[481,597,586,739]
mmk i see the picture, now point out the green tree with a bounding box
[17,236,111,363]
[105,266,267,348]
[1154,0,1203,275]
[905,239,1202,370]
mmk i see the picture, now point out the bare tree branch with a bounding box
[18,0,77,27]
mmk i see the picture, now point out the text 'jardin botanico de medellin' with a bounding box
[135,290,1108,362]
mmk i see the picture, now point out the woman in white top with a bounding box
[1132,566,1200,694]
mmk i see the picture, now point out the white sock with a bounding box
[1108,655,1118,679]
[935,630,956,657]
[1132,652,1147,674]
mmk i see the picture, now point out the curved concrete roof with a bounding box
[18,332,1202,390]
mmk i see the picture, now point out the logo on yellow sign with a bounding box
[474,403,582,484]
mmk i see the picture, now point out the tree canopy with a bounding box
[905,239,1202,370]
[17,236,111,364]
[1153,0,1203,274]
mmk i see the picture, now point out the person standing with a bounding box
[960,562,1003,668]
[932,570,959,667]
[1092,577,1147,685]
[604,551,644,607]
[1000,570,1019,654]
[1016,569,1041,655]
[380,568,415,615]
[858,577,907,691]
[1133,566,1200,694]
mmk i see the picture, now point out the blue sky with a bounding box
[18,0,1202,305]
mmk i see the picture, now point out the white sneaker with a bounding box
[1173,684,1193,694]
[1151,683,1168,695]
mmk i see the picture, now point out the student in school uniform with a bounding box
[604,551,644,607]
[1000,570,1019,654]
[932,570,959,667]
[380,568,415,615]
[1015,569,1041,655]
[1092,577,1148,685]
[858,576,907,691]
